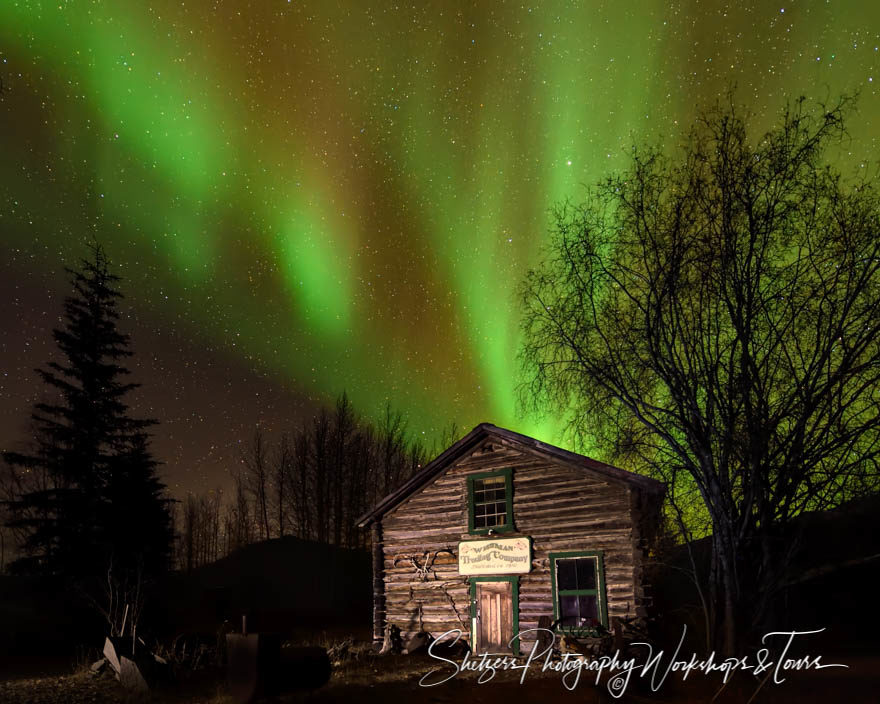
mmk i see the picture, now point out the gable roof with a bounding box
[356,422,665,527]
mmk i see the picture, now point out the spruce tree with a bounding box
[3,244,171,576]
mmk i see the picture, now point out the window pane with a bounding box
[560,595,579,625]
[559,594,599,629]
[557,559,577,591]
[472,474,508,529]
[557,557,598,590]
[578,595,599,626]
[476,477,503,491]
[576,559,597,590]
[484,509,504,527]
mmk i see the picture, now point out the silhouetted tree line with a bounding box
[1,245,173,578]
[174,397,460,570]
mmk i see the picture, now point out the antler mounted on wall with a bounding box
[393,547,456,582]
[395,547,469,630]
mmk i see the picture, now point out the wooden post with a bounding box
[371,521,386,650]
[120,603,129,638]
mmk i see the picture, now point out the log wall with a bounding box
[379,438,652,653]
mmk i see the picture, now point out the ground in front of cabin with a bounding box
[0,645,874,704]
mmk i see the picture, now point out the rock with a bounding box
[379,623,403,655]
[102,635,167,691]
[404,631,434,655]
[89,658,107,674]
[429,633,469,659]
[119,656,149,694]
[102,637,122,675]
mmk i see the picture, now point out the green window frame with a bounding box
[549,550,608,636]
[469,576,520,655]
[466,468,514,535]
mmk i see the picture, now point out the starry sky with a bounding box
[1,1,878,497]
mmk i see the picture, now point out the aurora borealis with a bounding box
[1,1,879,495]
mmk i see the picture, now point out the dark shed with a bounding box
[357,423,665,655]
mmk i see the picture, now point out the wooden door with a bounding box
[475,581,513,653]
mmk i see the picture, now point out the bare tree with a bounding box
[330,394,356,546]
[243,429,271,542]
[274,434,291,539]
[87,557,146,640]
[378,403,406,498]
[221,468,253,555]
[409,439,428,477]
[180,492,222,570]
[312,410,331,543]
[340,426,375,547]
[234,467,253,548]
[520,94,880,653]
[181,497,196,572]
[429,421,461,460]
[193,394,447,553]
[167,498,180,572]
[291,428,312,540]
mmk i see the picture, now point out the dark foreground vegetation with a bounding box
[0,638,876,703]
[0,537,371,659]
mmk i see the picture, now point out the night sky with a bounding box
[1,1,878,498]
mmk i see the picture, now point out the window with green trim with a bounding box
[550,551,608,634]
[467,469,513,534]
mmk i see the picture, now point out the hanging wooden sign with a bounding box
[458,536,531,575]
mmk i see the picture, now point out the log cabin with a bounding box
[356,423,665,656]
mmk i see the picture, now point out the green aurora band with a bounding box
[2,0,879,452]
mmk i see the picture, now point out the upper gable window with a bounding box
[467,468,514,534]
